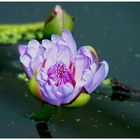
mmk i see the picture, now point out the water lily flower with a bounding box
[18,29,109,107]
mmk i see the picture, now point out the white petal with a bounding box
[27,39,40,58]
[20,55,30,67]
[62,29,77,55]
[42,39,52,51]
[89,60,109,93]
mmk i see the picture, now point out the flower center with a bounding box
[47,62,75,87]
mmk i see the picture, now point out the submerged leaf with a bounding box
[28,104,56,121]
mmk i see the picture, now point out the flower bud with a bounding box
[43,5,74,38]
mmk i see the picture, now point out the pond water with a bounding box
[0,2,140,138]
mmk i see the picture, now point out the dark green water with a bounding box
[0,2,140,138]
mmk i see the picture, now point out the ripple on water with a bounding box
[7,121,15,127]
[0,76,2,80]
[134,54,140,58]
[108,122,113,126]
[126,125,130,129]
[93,124,98,128]
[76,118,81,122]
[116,11,121,16]
[130,103,135,106]
[102,32,107,37]
[90,117,93,121]
[60,119,64,122]
[24,94,29,98]
[97,97,102,100]
[84,6,90,12]
[66,128,71,131]
[97,110,102,113]
[128,47,133,52]
[10,121,15,125]
[31,131,35,135]
[121,114,126,120]
[105,95,109,98]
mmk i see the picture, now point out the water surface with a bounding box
[0,2,140,138]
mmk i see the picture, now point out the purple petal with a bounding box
[56,45,72,67]
[62,84,83,104]
[20,55,33,78]
[19,40,45,78]
[88,60,109,93]
[86,46,99,66]
[51,34,67,46]
[42,39,52,51]
[58,83,73,95]
[42,79,65,106]
[40,80,75,106]
[36,67,76,106]
[20,55,30,67]
[71,47,91,83]
[43,45,58,71]
[51,34,73,66]
[57,83,74,102]
[18,45,27,56]
[36,68,47,86]
[30,55,43,72]
[81,46,98,66]
[26,64,34,78]
[36,69,63,106]
[42,81,81,105]
[38,46,46,61]
[60,80,85,105]
[62,29,77,55]
[36,70,58,105]
[50,82,74,105]
[83,63,97,92]
[27,39,40,58]
[43,84,60,105]
[40,68,48,81]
